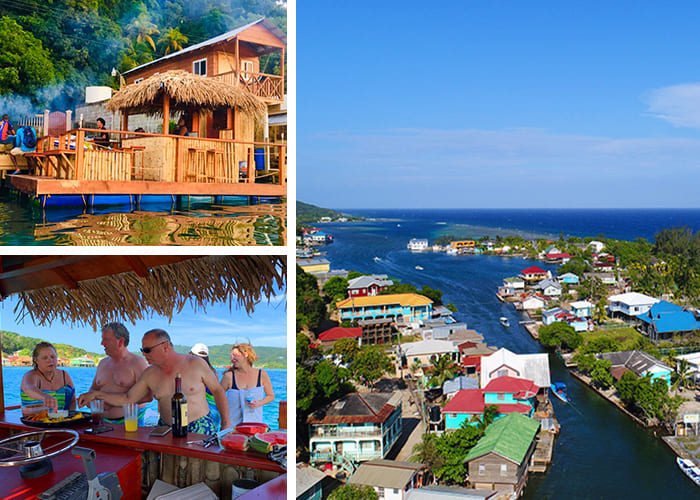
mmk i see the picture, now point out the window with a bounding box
[497,393,505,401]
[393,489,399,495]
[193,58,207,76]
[478,464,485,476]
[498,369,508,377]
[241,60,254,81]
[377,487,385,498]
[500,464,508,476]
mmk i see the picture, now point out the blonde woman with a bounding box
[20,342,76,411]
[220,343,274,426]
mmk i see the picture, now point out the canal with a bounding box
[320,217,699,498]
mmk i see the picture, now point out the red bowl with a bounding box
[235,422,269,436]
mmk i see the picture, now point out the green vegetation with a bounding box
[382,281,446,306]
[329,484,378,500]
[0,1,286,110]
[173,344,285,369]
[1,330,99,359]
[427,354,458,388]
[411,425,483,484]
[350,346,394,388]
[538,322,583,351]
[297,201,360,224]
[616,372,682,424]
[297,265,327,332]
[579,327,642,353]
[330,337,360,364]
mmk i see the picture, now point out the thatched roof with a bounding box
[106,70,267,121]
[0,255,285,329]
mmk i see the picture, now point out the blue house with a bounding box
[637,301,700,343]
[569,300,593,318]
[336,293,433,323]
[542,308,588,332]
[558,272,580,284]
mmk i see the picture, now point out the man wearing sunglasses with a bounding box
[79,329,231,434]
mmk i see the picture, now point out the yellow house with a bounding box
[297,257,330,274]
[450,240,476,249]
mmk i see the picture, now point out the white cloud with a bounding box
[645,83,700,127]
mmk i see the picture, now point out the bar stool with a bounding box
[206,149,225,182]
[186,148,207,182]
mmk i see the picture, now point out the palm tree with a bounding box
[410,433,443,470]
[126,12,159,52]
[158,28,188,56]
[427,354,457,388]
[593,298,607,324]
[672,358,693,392]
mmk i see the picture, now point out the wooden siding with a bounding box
[467,440,537,495]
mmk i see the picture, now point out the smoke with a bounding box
[0,94,39,119]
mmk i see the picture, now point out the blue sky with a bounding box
[298,1,700,208]
[0,291,287,353]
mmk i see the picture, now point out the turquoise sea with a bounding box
[3,367,286,430]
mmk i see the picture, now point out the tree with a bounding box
[411,432,443,471]
[593,298,608,324]
[331,337,360,364]
[672,358,693,392]
[581,337,621,355]
[126,11,159,51]
[616,370,638,406]
[427,354,457,388]
[350,346,394,388]
[432,426,483,484]
[329,484,378,500]
[572,353,597,374]
[591,360,613,389]
[296,332,311,364]
[158,27,188,56]
[539,322,582,351]
[323,276,348,300]
[559,257,589,277]
[419,285,444,305]
[475,405,499,431]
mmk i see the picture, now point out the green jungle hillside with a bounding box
[173,344,286,369]
[0,330,100,359]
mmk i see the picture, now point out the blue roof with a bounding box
[637,301,700,333]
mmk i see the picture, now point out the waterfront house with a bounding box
[405,485,497,500]
[400,339,461,369]
[69,356,96,367]
[337,294,433,324]
[544,252,572,264]
[569,300,593,318]
[636,301,700,342]
[588,240,605,253]
[308,393,402,465]
[451,240,476,250]
[520,266,549,283]
[408,239,429,252]
[597,350,671,387]
[535,279,562,297]
[464,413,540,497]
[304,231,333,245]
[519,294,547,312]
[557,273,580,285]
[583,272,618,286]
[317,326,362,349]
[423,320,468,340]
[459,341,498,375]
[542,307,588,332]
[347,274,393,297]
[502,276,525,293]
[348,460,430,500]
[607,292,659,320]
[480,348,551,393]
[296,464,327,500]
[297,257,331,275]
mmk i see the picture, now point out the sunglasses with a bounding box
[140,341,168,354]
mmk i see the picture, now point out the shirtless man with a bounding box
[79,329,230,434]
[90,322,150,422]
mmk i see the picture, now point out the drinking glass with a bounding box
[89,399,104,426]
[123,403,138,432]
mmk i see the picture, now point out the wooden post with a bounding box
[192,112,200,137]
[162,94,170,135]
[43,109,49,137]
[278,400,287,429]
[280,47,285,98]
[174,137,182,183]
[122,112,129,132]
[74,130,84,181]
[279,145,286,187]
[246,147,254,184]
[226,108,234,136]
[66,110,72,132]
[235,38,240,87]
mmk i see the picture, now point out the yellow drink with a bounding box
[125,418,137,432]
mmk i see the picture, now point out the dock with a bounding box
[530,430,556,473]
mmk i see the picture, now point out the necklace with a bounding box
[38,369,55,383]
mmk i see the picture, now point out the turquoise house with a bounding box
[336,293,433,323]
[598,350,672,388]
[558,272,580,284]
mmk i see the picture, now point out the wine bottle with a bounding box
[171,373,188,437]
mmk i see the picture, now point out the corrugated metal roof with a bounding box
[464,413,540,465]
[337,293,433,309]
[348,460,426,489]
[307,392,401,424]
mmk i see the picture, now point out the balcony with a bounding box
[212,71,284,102]
[310,450,383,464]
[311,427,381,439]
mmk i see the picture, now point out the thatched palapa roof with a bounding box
[106,70,267,121]
[0,255,285,329]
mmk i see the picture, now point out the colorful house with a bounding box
[607,292,659,319]
[400,340,460,370]
[297,257,331,274]
[464,413,540,497]
[520,266,549,283]
[480,348,551,392]
[557,273,580,284]
[569,300,593,318]
[451,240,476,250]
[636,301,700,342]
[542,308,588,332]
[347,274,393,297]
[535,279,562,297]
[317,326,362,348]
[597,350,672,388]
[308,393,402,465]
[336,293,433,323]
[348,460,430,500]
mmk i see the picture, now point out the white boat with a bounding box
[415,265,424,271]
[499,317,510,327]
[677,457,700,486]
[373,256,381,262]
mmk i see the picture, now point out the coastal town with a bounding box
[296,222,700,498]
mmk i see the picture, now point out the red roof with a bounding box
[318,327,362,341]
[521,266,546,274]
[545,253,572,259]
[461,356,483,371]
[484,376,539,396]
[442,389,531,415]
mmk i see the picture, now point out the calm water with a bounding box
[321,211,699,499]
[3,367,287,430]
[0,191,286,245]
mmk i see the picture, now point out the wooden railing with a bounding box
[31,129,286,186]
[212,70,284,101]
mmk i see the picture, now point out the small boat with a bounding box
[415,265,424,271]
[677,457,700,486]
[550,382,569,403]
[373,256,381,262]
[499,317,510,327]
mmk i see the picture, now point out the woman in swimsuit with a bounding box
[220,343,274,427]
[20,342,76,411]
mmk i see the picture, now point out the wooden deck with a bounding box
[8,128,286,199]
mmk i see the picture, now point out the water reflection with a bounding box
[0,195,286,246]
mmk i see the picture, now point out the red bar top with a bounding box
[0,409,285,473]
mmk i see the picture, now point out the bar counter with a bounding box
[0,408,286,499]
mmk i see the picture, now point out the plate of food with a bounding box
[20,410,90,428]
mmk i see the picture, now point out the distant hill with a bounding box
[0,331,101,359]
[173,344,286,369]
[297,201,360,224]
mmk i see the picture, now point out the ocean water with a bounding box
[319,209,698,499]
[3,367,287,430]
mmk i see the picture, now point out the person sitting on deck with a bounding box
[89,322,151,425]
[20,342,76,412]
[0,114,15,145]
[10,124,37,174]
[79,329,231,435]
[220,343,275,427]
[175,117,189,136]
[88,117,110,149]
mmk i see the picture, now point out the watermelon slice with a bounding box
[235,422,269,436]
[249,431,287,454]
[221,433,249,452]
